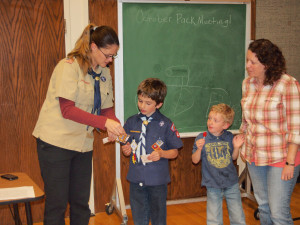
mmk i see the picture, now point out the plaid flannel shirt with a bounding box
[240,74,300,166]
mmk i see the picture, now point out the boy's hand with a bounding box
[121,142,132,156]
[233,134,245,149]
[147,150,161,162]
[196,139,205,151]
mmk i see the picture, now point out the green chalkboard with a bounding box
[122,2,247,134]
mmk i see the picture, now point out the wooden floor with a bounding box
[35,183,300,225]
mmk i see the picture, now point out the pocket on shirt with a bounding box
[76,80,94,107]
[265,96,282,111]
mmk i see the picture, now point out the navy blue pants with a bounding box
[130,182,167,225]
[37,139,92,225]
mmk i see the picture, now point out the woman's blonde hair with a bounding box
[67,23,119,74]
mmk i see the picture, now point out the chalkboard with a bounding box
[119,1,248,135]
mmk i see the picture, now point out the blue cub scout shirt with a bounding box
[124,110,183,186]
[192,130,239,188]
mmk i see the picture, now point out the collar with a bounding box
[89,65,103,75]
[138,109,161,121]
[206,130,228,140]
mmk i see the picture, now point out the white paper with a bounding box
[0,186,35,201]
[141,154,152,164]
[102,137,109,144]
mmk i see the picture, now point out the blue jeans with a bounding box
[130,183,167,225]
[247,162,300,225]
[206,183,246,225]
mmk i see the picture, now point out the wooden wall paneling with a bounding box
[168,138,206,200]
[0,0,65,224]
[88,0,119,213]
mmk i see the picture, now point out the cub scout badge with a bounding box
[151,139,163,151]
[117,134,130,144]
[131,139,138,164]
[156,139,164,146]
[151,143,162,151]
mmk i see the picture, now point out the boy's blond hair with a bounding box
[209,103,235,126]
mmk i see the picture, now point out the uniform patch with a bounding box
[151,139,164,151]
[156,139,164,146]
[159,121,165,127]
[65,58,74,64]
[171,123,176,131]
[171,123,180,138]
[100,76,106,82]
[151,143,162,151]
[130,130,141,133]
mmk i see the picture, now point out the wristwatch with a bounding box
[285,162,295,166]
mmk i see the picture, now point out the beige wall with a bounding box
[256,0,300,81]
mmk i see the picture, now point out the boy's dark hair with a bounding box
[137,78,167,105]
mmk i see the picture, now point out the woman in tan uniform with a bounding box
[33,24,125,225]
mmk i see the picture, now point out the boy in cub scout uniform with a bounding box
[122,78,183,225]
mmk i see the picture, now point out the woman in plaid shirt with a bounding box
[240,39,300,225]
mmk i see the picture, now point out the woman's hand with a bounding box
[107,131,118,142]
[105,119,125,136]
[121,143,132,156]
[281,165,295,181]
[233,134,245,149]
[282,143,298,180]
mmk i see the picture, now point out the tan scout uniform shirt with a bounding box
[33,58,114,152]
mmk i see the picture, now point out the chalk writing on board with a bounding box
[123,3,247,133]
[163,64,230,117]
[136,10,232,27]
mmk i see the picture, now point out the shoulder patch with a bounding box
[171,123,176,131]
[65,58,74,64]
[171,123,180,138]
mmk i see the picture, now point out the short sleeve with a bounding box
[165,122,183,149]
[54,59,82,101]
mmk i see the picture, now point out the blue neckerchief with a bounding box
[88,68,102,116]
[87,68,102,132]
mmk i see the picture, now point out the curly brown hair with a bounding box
[248,39,286,86]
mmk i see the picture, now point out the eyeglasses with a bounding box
[99,48,118,59]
